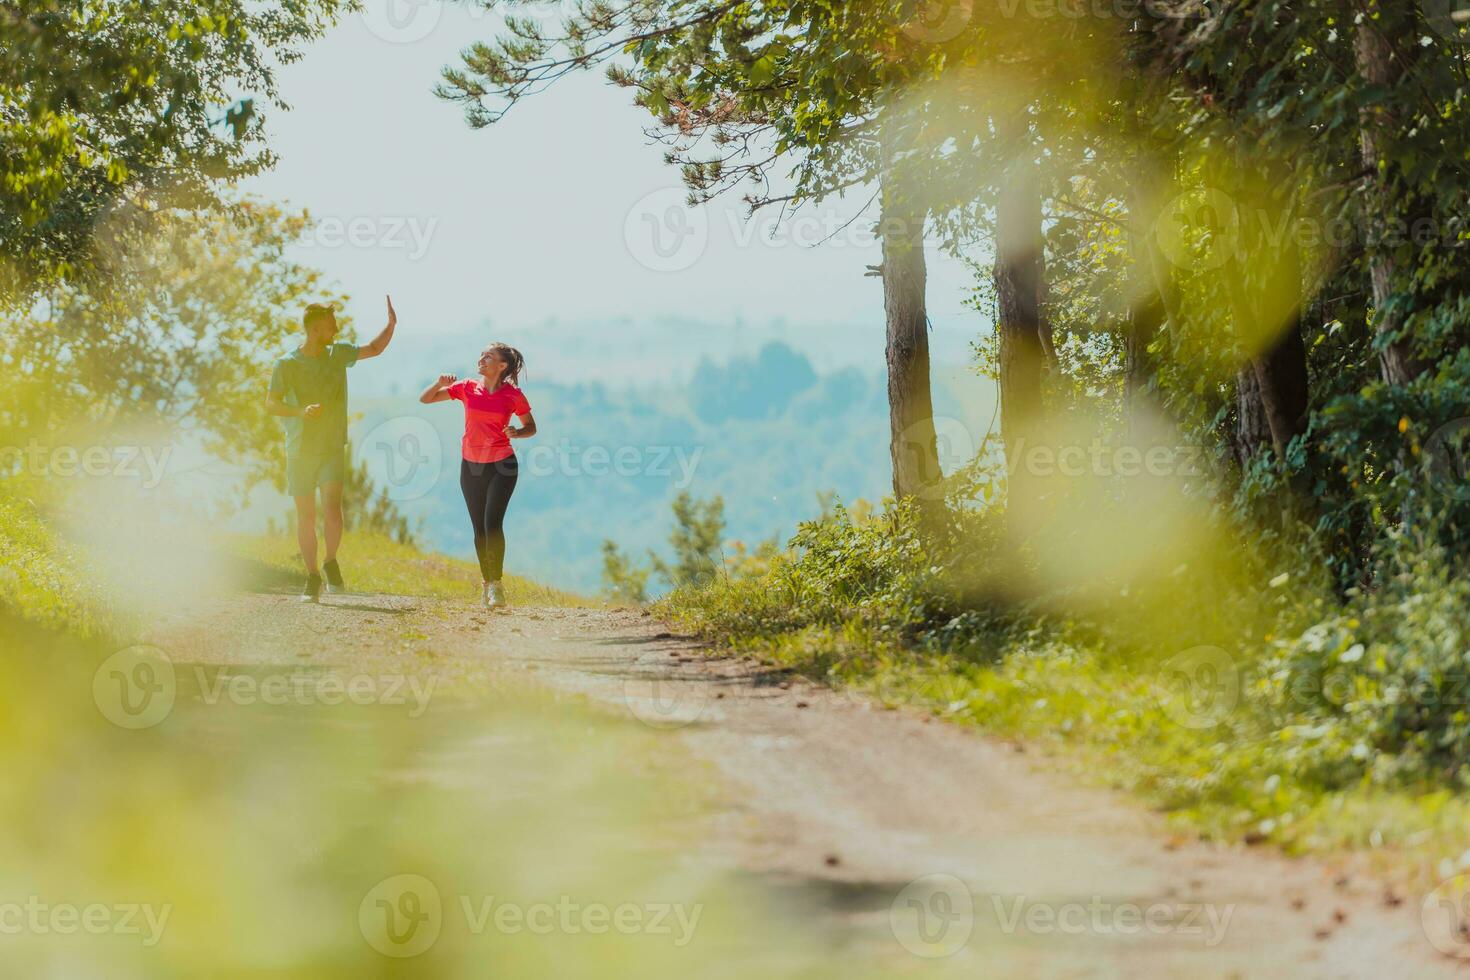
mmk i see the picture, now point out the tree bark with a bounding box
[1124,174,1169,415]
[994,117,1047,492]
[1222,190,1310,460]
[1354,1,1430,385]
[878,176,941,503]
[1235,365,1273,467]
[1249,322,1310,460]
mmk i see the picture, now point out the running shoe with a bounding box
[322,558,345,594]
[486,581,507,610]
[301,573,323,603]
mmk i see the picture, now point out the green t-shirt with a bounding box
[269,343,360,458]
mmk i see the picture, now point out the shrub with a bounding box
[1262,538,1470,791]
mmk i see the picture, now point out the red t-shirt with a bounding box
[447,380,532,463]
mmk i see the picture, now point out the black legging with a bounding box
[459,455,519,583]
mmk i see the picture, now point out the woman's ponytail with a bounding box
[485,343,525,386]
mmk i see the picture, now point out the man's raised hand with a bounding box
[438,373,457,388]
[357,296,398,360]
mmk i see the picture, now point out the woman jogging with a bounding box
[420,343,536,609]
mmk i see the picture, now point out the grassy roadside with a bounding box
[0,475,591,643]
[0,482,109,637]
[232,531,592,606]
[657,540,1470,892]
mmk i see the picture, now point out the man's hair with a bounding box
[302,303,337,332]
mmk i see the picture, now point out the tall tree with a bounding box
[0,0,344,303]
[878,124,941,501]
[1353,1,1432,385]
[993,113,1047,482]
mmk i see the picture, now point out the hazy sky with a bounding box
[242,0,986,375]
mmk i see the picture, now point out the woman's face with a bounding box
[478,349,506,379]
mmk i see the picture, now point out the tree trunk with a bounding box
[1124,291,1164,413]
[1124,176,1168,415]
[1222,192,1310,460]
[1235,366,1273,467]
[878,177,940,503]
[995,118,1047,492]
[1249,322,1310,460]
[1355,1,1430,385]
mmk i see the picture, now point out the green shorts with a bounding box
[285,447,347,498]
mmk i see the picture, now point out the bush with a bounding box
[662,487,1470,853]
[663,495,1016,652]
[0,481,108,637]
[1262,539,1470,791]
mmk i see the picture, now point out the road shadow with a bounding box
[224,555,301,595]
[592,632,696,647]
[318,598,413,615]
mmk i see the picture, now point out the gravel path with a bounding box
[149,591,1467,978]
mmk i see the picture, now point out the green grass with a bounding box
[0,482,108,637]
[0,474,591,641]
[660,582,1470,889]
[230,531,593,606]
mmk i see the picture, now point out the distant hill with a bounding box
[350,340,994,594]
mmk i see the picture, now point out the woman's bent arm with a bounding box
[420,373,457,404]
[509,412,537,439]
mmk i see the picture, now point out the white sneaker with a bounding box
[486,581,506,610]
[300,573,323,603]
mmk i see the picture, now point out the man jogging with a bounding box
[266,295,397,601]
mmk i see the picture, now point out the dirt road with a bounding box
[147,591,1465,978]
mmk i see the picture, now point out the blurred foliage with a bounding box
[0,0,343,300]
[601,540,652,605]
[648,491,726,590]
[0,607,865,975]
[0,201,344,486]
[0,477,106,636]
